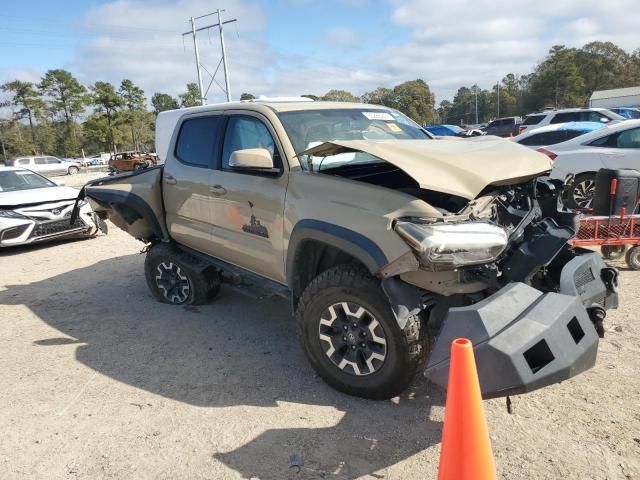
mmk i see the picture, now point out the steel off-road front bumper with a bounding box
[424,252,618,399]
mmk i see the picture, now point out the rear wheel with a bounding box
[68,166,79,175]
[625,245,640,270]
[296,265,427,400]
[566,173,596,210]
[144,243,221,305]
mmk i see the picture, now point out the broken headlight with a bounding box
[0,209,26,219]
[394,221,508,268]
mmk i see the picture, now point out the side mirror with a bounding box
[229,148,274,169]
[600,117,610,123]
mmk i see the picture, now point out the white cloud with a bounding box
[325,27,358,46]
[383,0,640,102]
[3,0,636,107]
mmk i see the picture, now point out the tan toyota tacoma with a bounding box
[74,99,618,400]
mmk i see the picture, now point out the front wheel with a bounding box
[296,265,427,400]
[601,245,626,260]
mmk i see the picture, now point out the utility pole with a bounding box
[217,9,232,102]
[497,82,500,118]
[474,85,478,124]
[190,16,205,105]
[182,10,237,105]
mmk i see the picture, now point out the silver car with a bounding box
[9,156,81,176]
[0,167,103,247]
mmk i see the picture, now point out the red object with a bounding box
[438,338,497,480]
[518,126,525,133]
[610,178,618,195]
[570,210,640,247]
[536,147,557,161]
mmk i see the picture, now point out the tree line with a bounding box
[1,40,639,160]
[0,72,203,160]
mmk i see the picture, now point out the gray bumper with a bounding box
[424,252,617,399]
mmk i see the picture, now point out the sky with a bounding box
[0,0,639,106]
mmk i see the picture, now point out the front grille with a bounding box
[1,225,29,241]
[31,218,86,238]
[574,266,595,290]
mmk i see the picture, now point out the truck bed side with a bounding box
[83,166,168,243]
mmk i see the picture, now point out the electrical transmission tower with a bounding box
[182,9,237,105]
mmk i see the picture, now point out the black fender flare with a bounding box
[286,219,388,286]
[83,188,166,242]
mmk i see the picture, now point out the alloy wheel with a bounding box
[155,261,191,304]
[572,178,596,209]
[318,302,387,376]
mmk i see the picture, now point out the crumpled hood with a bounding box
[299,138,552,199]
[0,186,79,208]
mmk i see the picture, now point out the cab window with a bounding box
[221,116,279,170]
[34,157,47,165]
[175,116,223,167]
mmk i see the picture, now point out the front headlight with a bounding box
[394,221,508,268]
[0,209,27,219]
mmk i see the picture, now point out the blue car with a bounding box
[424,124,465,136]
[610,107,640,119]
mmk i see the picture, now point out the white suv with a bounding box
[519,108,625,134]
[10,156,81,176]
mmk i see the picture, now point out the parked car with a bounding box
[81,154,109,166]
[538,119,640,208]
[513,121,606,148]
[8,156,81,176]
[610,107,640,119]
[108,151,158,172]
[519,108,625,134]
[480,116,522,137]
[78,100,618,401]
[0,167,103,247]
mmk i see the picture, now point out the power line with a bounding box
[182,9,237,104]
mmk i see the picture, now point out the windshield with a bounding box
[0,170,55,192]
[278,108,431,171]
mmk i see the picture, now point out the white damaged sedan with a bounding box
[0,167,103,247]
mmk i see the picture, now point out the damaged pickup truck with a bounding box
[76,100,618,400]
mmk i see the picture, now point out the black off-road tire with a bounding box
[144,243,221,305]
[625,245,640,270]
[601,245,626,260]
[296,265,428,400]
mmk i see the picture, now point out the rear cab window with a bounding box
[175,116,224,168]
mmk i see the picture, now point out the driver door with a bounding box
[207,112,288,283]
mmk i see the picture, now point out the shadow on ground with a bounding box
[1,254,444,479]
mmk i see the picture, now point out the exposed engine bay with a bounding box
[322,161,617,330]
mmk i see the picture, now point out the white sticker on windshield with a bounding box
[362,111,394,121]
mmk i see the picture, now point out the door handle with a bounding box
[209,184,227,196]
[165,175,177,185]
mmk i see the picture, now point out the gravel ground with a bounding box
[1,211,639,479]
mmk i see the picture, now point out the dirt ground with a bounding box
[1,177,639,479]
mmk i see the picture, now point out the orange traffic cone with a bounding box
[509,132,514,138]
[437,338,497,480]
